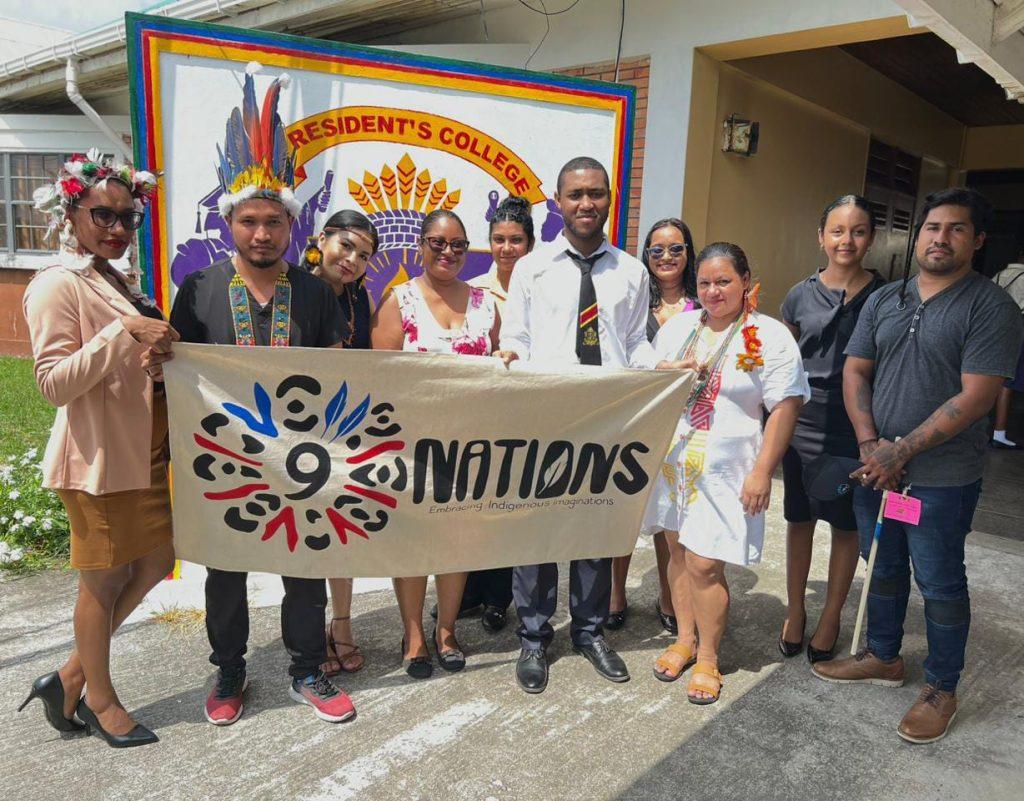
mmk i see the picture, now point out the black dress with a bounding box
[340,281,372,350]
[780,269,887,528]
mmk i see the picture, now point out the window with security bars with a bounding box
[863,138,921,280]
[2,152,70,254]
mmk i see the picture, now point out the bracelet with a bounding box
[858,438,878,447]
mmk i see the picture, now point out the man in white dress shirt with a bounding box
[496,156,673,693]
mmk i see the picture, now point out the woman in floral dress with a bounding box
[371,209,498,678]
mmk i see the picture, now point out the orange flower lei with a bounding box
[736,282,764,372]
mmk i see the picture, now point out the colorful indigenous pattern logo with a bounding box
[191,374,406,553]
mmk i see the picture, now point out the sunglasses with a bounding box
[423,236,470,254]
[81,206,146,231]
[646,244,687,259]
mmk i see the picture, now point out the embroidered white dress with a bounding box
[642,310,809,565]
[393,279,495,355]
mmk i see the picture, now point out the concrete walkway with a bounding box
[2,483,1023,801]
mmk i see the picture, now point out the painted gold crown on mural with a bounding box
[348,153,461,216]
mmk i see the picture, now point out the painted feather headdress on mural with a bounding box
[216,62,300,219]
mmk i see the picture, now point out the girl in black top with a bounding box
[778,195,887,663]
[303,209,379,675]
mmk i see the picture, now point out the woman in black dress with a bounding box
[302,209,378,674]
[778,195,887,663]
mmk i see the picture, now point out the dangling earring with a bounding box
[301,236,323,271]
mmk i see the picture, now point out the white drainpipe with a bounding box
[65,58,134,162]
[65,58,143,282]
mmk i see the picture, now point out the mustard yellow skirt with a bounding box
[57,392,173,570]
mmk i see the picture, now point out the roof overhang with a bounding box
[0,0,486,112]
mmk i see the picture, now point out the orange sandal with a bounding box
[687,662,722,705]
[653,643,696,683]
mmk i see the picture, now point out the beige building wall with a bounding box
[684,43,989,316]
[693,62,870,316]
[961,125,1024,171]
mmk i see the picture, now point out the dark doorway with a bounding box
[966,169,1024,277]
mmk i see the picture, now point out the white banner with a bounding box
[164,345,692,577]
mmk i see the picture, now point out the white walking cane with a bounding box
[850,434,904,656]
[850,488,889,656]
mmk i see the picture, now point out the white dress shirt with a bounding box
[499,232,657,368]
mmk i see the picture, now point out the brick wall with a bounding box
[555,56,649,254]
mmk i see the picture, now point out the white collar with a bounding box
[553,230,612,261]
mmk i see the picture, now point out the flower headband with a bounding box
[32,148,158,250]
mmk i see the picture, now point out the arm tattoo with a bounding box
[897,398,965,460]
[855,378,873,414]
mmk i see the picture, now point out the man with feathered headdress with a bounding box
[169,63,353,727]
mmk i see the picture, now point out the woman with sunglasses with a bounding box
[20,153,175,747]
[371,209,498,678]
[302,209,379,676]
[608,218,699,637]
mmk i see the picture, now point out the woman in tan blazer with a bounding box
[19,153,175,748]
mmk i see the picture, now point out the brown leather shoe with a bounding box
[897,684,957,744]
[811,648,905,687]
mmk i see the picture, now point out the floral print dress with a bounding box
[393,279,495,356]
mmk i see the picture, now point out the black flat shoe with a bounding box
[573,639,630,683]
[401,639,433,680]
[75,699,158,748]
[655,601,678,635]
[432,627,466,673]
[605,602,628,631]
[807,633,840,664]
[481,604,508,633]
[516,648,548,694]
[17,671,87,735]
[778,618,806,658]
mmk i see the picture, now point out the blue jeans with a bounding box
[852,480,981,692]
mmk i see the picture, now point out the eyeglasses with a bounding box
[646,244,687,259]
[423,236,470,254]
[82,206,146,231]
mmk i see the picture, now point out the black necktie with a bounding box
[566,250,603,366]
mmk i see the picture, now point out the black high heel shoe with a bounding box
[807,632,840,664]
[75,699,158,748]
[17,671,87,736]
[778,618,806,658]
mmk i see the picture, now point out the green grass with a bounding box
[0,356,54,459]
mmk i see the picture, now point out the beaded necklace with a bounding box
[229,270,291,347]
[674,311,745,410]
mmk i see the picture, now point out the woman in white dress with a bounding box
[645,242,808,703]
[371,209,499,679]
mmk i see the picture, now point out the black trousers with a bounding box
[512,558,611,648]
[205,568,327,679]
[462,567,514,610]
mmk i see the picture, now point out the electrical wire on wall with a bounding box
[517,0,626,80]
[614,1,626,82]
[478,0,490,42]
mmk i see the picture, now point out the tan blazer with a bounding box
[23,262,154,495]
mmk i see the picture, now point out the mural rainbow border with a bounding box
[125,12,636,312]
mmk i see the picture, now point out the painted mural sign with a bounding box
[125,13,636,313]
[164,346,691,577]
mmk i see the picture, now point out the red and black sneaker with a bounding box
[204,666,248,726]
[289,670,355,723]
